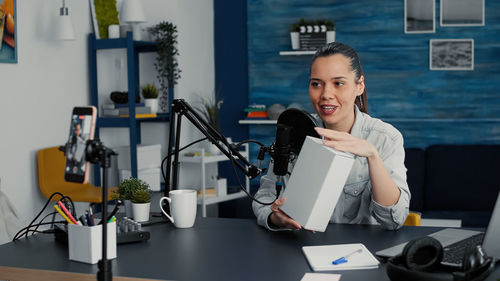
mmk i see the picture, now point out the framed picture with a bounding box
[405,0,435,33]
[429,39,474,71]
[0,0,17,63]
[441,0,484,26]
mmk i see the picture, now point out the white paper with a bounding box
[300,273,341,281]
[302,243,379,271]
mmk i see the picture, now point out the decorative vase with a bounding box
[290,32,300,50]
[326,31,336,44]
[145,98,159,113]
[132,202,151,222]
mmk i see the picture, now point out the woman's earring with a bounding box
[358,95,364,110]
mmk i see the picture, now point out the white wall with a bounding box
[0,0,214,228]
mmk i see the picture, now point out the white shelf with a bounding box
[238,120,277,124]
[197,191,247,205]
[279,50,315,56]
[179,143,250,217]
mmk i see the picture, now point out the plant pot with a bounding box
[144,98,159,113]
[290,32,300,50]
[132,202,151,222]
[124,200,133,218]
[326,31,336,44]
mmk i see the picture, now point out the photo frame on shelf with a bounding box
[429,39,474,71]
[89,0,120,39]
[405,0,435,34]
[0,0,17,63]
[440,0,484,27]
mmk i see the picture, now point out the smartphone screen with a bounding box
[64,106,96,183]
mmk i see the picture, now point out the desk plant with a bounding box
[142,83,159,113]
[113,177,149,218]
[131,189,152,222]
[196,92,224,154]
[148,21,181,113]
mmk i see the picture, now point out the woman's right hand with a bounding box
[269,197,302,230]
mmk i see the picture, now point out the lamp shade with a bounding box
[58,14,75,40]
[120,0,146,23]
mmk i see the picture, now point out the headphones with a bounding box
[386,236,495,281]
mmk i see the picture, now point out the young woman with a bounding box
[252,42,410,231]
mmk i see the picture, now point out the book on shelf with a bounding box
[101,103,145,110]
[102,106,152,116]
[197,188,216,198]
[119,113,157,118]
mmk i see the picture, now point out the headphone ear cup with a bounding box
[402,236,443,271]
[462,245,485,272]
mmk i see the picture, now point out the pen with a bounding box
[89,207,95,225]
[106,201,121,222]
[57,201,78,225]
[85,211,94,226]
[332,249,363,265]
[79,215,88,226]
[108,216,117,223]
[54,205,74,224]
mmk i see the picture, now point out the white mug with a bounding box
[159,189,197,228]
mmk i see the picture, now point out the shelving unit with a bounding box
[88,32,172,185]
[238,120,277,124]
[179,144,250,217]
[279,50,315,55]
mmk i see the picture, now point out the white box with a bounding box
[114,144,161,170]
[120,167,161,191]
[68,221,117,264]
[216,178,227,197]
[281,136,355,232]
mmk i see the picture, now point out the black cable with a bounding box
[225,141,278,206]
[13,220,67,241]
[160,137,208,182]
[14,192,75,241]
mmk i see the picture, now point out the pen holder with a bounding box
[68,221,117,264]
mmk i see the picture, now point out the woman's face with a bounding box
[309,54,364,132]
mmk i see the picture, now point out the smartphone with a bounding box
[64,106,97,183]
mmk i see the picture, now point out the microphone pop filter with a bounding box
[276,108,320,153]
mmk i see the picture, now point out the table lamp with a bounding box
[58,0,75,40]
[120,0,146,40]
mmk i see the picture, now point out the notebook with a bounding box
[302,243,380,271]
[376,190,500,266]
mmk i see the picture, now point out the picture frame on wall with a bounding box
[0,0,17,63]
[441,0,484,27]
[430,39,474,71]
[405,0,435,33]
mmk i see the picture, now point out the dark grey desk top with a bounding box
[0,218,498,281]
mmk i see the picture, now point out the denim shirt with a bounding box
[252,106,410,230]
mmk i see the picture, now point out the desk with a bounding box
[0,218,498,281]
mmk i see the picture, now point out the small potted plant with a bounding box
[131,188,152,222]
[289,22,300,50]
[197,92,223,155]
[324,19,336,43]
[142,83,159,113]
[113,177,149,218]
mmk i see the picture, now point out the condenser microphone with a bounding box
[273,123,293,176]
[272,108,320,177]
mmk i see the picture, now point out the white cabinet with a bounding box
[179,143,250,217]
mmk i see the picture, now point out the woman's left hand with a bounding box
[314,127,377,158]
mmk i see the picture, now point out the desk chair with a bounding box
[37,146,117,203]
[404,212,421,226]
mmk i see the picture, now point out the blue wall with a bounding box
[247,0,500,150]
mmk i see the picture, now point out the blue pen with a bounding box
[332,249,363,265]
[85,211,94,226]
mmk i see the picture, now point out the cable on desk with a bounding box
[12,192,75,241]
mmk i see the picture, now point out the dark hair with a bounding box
[310,42,368,113]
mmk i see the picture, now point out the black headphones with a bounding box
[386,236,495,281]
